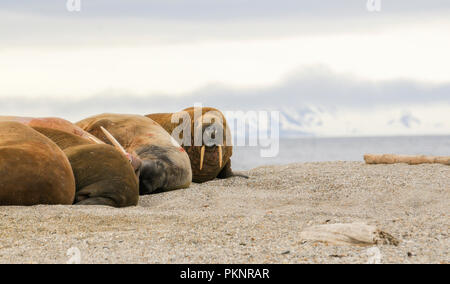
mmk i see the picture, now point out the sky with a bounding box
[0,0,449,136]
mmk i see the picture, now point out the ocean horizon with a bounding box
[232,135,450,170]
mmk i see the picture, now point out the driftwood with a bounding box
[299,223,399,246]
[364,154,450,165]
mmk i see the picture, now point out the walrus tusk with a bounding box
[200,145,205,170]
[364,154,450,165]
[86,134,104,144]
[100,126,128,157]
[218,145,223,168]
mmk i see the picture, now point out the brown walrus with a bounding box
[0,121,75,205]
[147,106,247,183]
[64,144,139,207]
[0,116,139,207]
[76,113,192,194]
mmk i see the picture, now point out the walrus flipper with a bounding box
[74,181,135,207]
[217,160,249,180]
[75,195,118,207]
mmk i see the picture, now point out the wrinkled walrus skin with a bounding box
[0,121,76,206]
[147,107,237,183]
[0,117,139,207]
[76,114,192,195]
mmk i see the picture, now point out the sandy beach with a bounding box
[0,161,448,264]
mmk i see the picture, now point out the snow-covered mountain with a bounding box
[227,104,449,138]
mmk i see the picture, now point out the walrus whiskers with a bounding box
[200,145,205,170]
[218,145,223,168]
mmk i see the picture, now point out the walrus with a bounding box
[147,107,246,183]
[76,113,192,194]
[0,121,75,205]
[0,116,139,207]
[64,144,139,207]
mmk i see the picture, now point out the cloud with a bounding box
[0,66,448,120]
[2,1,450,19]
[1,2,448,136]
[2,1,450,47]
[165,67,450,109]
[1,67,448,136]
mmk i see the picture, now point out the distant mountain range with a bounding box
[228,105,449,138]
[278,107,321,137]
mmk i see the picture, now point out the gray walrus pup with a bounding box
[76,113,192,194]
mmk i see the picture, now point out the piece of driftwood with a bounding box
[299,223,399,246]
[364,154,450,165]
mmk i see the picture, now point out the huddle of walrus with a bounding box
[0,107,246,207]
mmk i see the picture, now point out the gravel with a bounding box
[0,161,448,264]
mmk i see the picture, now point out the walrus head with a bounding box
[133,144,172,194]
[146,107,241,183]
[187,109,232,183]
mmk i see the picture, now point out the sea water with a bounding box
[232,136,450,170]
